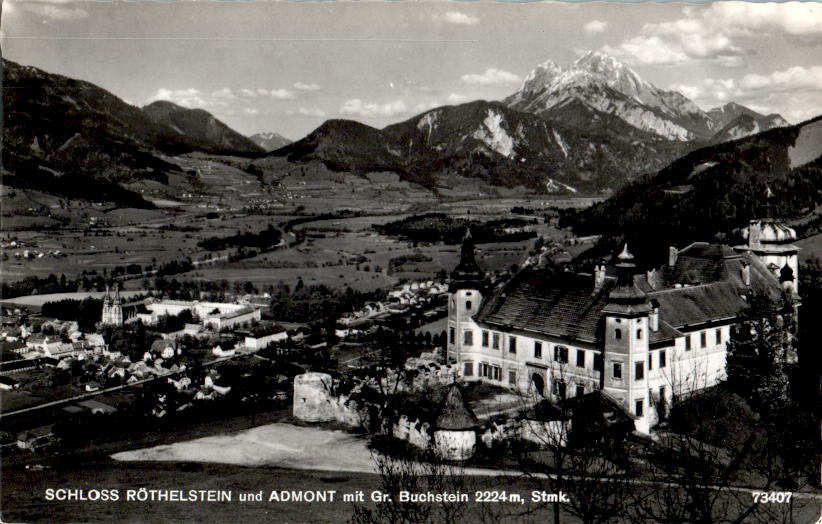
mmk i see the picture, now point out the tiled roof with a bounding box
[649,282,746,329]
[476,271,609,343]
[475,243,784,345]
[649,319,683,344]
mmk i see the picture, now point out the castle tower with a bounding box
[737,219,800,295]
[735,187,800,295]
[601,245,652,429]
[447,226,485,366]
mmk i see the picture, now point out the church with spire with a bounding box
[101,285,124,326]
[446,213,799,433]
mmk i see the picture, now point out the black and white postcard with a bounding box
[2,1,821,522]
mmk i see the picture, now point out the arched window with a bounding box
[465,301,472,310]
[615,328,622,340]
[636,328,643,340]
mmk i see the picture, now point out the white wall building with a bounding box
[447,219,798,433]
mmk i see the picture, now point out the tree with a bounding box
[350,447,470,524]
[724,290,795,411]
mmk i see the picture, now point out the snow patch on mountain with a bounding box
[472,110,515,158]
[552,129,569,158]
[416,111,440,143]
[505,51,723,141]
[545,177,577,193]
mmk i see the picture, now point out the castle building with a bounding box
[447,219,799,433]
[101,285,124,326]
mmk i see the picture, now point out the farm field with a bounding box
[0,290,147,309]
[3,149,593,295]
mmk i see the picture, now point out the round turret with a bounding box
[433,384,479,461]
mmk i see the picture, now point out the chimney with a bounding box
[594,264,606,291]
[649,300,659,332]
[646,268,658,290]
[741,263,751,287]
[668,246,678,268]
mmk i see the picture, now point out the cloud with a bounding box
[603,37,689,66]
[670,65,822,122]
[606,2,822,66]
[239,88,257,97]
[414,101,441,113]
[583,20,608,35]
[269,88,296,100]
[18,2,88,20]
[460,68,522,86]
[739,65,822,91]
[242,107,260,116]
[297,107,326,118]
[340,99,408,118]
[211,87,237,100]
[440,11,479,26]
[293,82,321,92]
[147,88,208,108]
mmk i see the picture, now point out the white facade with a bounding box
[244,330,288,350]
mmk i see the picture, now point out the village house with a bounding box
[243,324,288,350]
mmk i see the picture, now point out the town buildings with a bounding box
[447,219,799,432]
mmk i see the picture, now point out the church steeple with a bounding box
[449,225,485,292]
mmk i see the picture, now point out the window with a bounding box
[463,330,473,346]
[466,300,472,310]
[576,350,585,368]
[700,332,707,348]
[449,327,455,344]
[660,350,667,368]
[635,399,644,417]
[482,330,489,347]
[509,336,517,354]
[508,370,517,385]
[553,380,566,399]
[493,366,502,381]
[463,362,473,376]
[615,328,622,340]
[613,362,622,379]
[636,328,643,340]
[594,354,603,371]
[659,386,666,400]
[554,345,568,364]
[575,385,585,397]
[635,361,645,381]
[715,328,722,345]
[492,333,501,350]
[648,356,653,370]
[685,336,692,351]
[534,341,542,359]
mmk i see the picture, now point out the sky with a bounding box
[2,1,821,140]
